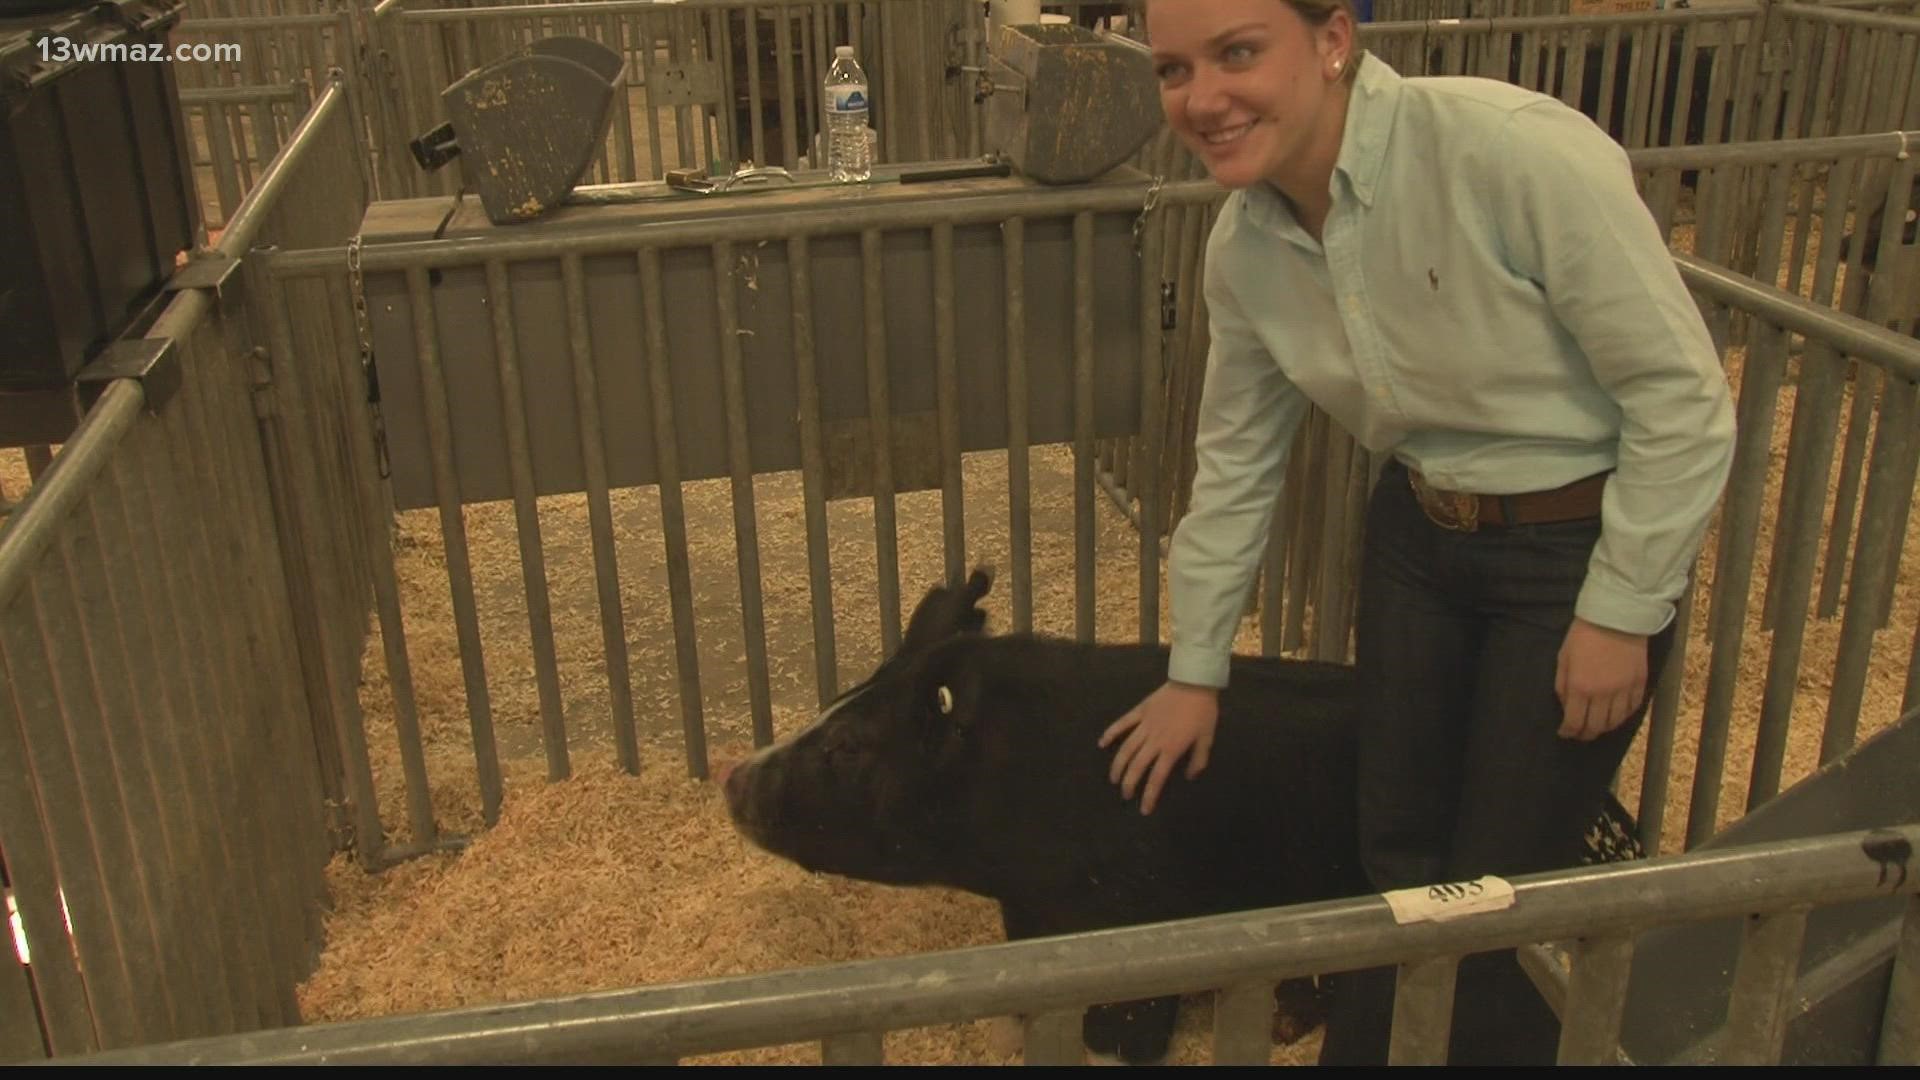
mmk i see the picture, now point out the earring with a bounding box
[1332,58,1344,74]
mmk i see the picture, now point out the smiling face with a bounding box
[1148,0,1355,194]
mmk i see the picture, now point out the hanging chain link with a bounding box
[347,233,391,479]
[1132,174,1165,256]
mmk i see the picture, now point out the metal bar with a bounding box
[745,8,767,168]
[1821,374,1919,761]
[0,385,141,612]
[819,1030,883,1064]
[1637,577,1693,854]
[671,13,695,169]
[640,10,667,179]
[323,276,437,838]
[637,247,709,778]
[1022,1010,1082,1065]
[880,1,899,161]
[1817,362,1879,618]
[0,630,97,1055]
[1721,908,1810,1064]
[1628,127,1920,170]
[406,265,504,824]
[773,8,797,168]
[0,946,44,1061]
[1210,981,1274,1065]
[932,222,965,583]
[57,823,1920,1065]
[484,259,571,780]
[861,228,902,653]
[1674,253,1920,381]
[608,13,637,181]
[1073,211,1095,643]
[0,580,157,1048]
[1136,196,1164,647]
[259,180,1249,276]
[1883,894,1920,1065]
[711,240,775,749]
[787,234,838,705]
[560,255,640,773]
[1004,216,1032,635]
[1555,934,1635,1064]
[1388,955,1458,1065]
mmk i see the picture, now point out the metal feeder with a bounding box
[410,35,625,225]
[979,23,1160,186]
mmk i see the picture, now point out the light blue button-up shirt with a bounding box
[1166,51,1737,690]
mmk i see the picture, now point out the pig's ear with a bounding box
[964,564,994,602]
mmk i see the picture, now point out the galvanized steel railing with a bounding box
[37,820,1920,1065]
[178,81,314,228]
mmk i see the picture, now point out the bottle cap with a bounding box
[835,44,853,58]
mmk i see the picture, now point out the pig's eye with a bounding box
[935,685,954,715]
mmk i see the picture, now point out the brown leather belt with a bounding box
[1406,465,1611,532]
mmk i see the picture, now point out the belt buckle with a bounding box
[1408,469,1479,532]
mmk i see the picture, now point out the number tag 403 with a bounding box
[1381,876,1517,925]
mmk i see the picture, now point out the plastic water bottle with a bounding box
[824,44,871,183]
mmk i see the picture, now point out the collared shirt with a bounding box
[1166,51,1737,690]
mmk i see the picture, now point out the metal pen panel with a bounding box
[112,417,283,1032]
[254,268,387,870]
[0,574,154,1048]
[406,264,504,823]
[53,495,217,1038]
[148,349,303,1026]
[637,246,709,778]
[710,240,776,749]
[85,457,247,1038]
[323,275,438,842]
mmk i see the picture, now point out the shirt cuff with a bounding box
[1168,641,1232,689]
[1575,579,1677,637]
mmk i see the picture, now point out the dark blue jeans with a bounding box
[1317,457,1677,1066]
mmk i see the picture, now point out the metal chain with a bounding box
[1133,174,1164,255]
[347,233,391,479]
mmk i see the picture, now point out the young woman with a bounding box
[1099,0,1736,1062]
